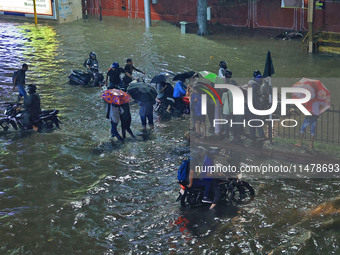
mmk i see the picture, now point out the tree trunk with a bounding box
[197,0,208,36]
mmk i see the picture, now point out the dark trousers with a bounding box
[121,118,135,138]
[110,121,123,140]
[231,115,244,139]
[247,113,265,139]
[141,115,154,127]
[193,179,220,203]
[193,179,212,198]
[207,103,215,128]
[174,97,184,114]
[223,114,231,139]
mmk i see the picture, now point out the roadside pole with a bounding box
[33,0,38,24]
[308,0,314,53]
[268,77,273,144]
[144,0,151,27]
[100,0,102,21]
[85,0,88,20]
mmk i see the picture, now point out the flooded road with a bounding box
[0,17,339,254]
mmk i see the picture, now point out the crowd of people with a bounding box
[189,61,269,142]
[9,55,274,141]
[10,54,320,210]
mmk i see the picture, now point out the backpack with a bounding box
[83,59,89,67]
[164,82,174,97]
[177,158,190,183]
[12,70,19,85]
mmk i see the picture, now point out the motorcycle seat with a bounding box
[39,109,58,117]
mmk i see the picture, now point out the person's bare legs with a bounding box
[210,203,216,209]
[195,121,201,135]
[310,135,315,149]
[295,133,304,147]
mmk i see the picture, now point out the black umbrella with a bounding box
[127,82,157,102]
[150,74,166,84]
[263,51,275,77]
[149,72,172,83]
[173,71,196,81]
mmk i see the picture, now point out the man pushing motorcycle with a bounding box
[187,148,220,209]
[22,84,41,130]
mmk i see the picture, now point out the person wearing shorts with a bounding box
[295,115,318,149]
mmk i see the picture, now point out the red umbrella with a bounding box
[100,89,132,105]
[292,78,331,115]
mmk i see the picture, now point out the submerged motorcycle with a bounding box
[176,177,255,207]
[155,96,190,121]
[68,63,104,86]
[0,103,61,132]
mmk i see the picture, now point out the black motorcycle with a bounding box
[176,178,255,207]
[0,103,61,132]
[68,70,93,85]
[68,66,104,86]
[155,96,190,121]
[155,97,175,121]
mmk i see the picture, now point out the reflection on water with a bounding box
[0,17,339,254]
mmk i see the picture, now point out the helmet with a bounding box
[89,52,96,59]
[111,62,119,69]
[219,61,227,69]
[253,70,262,78]
[27,84,37,94]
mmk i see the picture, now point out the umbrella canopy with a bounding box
[173,71,196,81]
[263,51,275,78]
[292,78,331,115]
[150,72,174,84]
[127,82,157,102]
[191,77,223,106]
[198,71,224,84]
[100,89,132,105]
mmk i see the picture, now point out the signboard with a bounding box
[281,0,308,8]
[0,0,53,16]
[315,0,325,10]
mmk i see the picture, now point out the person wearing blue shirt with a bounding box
[188,149,220,209]
[173,79,187,114]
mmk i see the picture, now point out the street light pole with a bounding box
[33,0,38,24]
[144,0,151,27]
[308,0,314,53]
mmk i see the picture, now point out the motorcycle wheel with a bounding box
[93,75,99,87]
[54,117,60,128]
[180,195,186,207]
[186,190,203,208]
[229,181,255,203]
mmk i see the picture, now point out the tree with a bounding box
[197,0,208,36]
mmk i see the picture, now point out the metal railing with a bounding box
[275,104,340,145]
